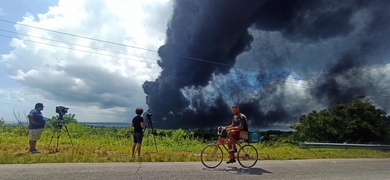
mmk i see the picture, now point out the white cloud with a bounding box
[0,0,173,123]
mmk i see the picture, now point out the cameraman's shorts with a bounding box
[29,128,44,141]
[133,132,143,144]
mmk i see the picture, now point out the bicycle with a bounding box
[200,127,259,168]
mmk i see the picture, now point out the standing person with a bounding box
[221,105,248,163]
[131,108,145,158]
[28,103,46,154]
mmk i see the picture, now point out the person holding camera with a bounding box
[28,103,46,154]
[131,108,145,158]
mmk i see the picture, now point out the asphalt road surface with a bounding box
[0,159,389,180]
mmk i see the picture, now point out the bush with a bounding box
[292,98,390,144]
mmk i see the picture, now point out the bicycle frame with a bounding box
[215,127,245,153]
[200,127,259,168]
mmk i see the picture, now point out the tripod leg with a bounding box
[152,132,158,153]
[48,129,56,147]
[146,130,150,146]
[149,123,158,154]
[64,125,74,147]
[56,129,61,152]
[143,127,149,146]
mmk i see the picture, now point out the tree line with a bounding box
[2,98,389,144]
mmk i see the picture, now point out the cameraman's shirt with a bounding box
[28,109,46,129]
[132,115,144,133]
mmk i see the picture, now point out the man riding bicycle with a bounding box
[221,105,248,164]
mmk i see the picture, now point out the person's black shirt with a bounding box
[232,113,248,132]
[132,115,144,133]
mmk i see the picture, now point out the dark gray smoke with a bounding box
[143,0,390,129]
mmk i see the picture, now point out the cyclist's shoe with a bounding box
[226,158,236,164]
[228,148,237,153]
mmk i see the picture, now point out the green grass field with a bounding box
[1,123,389,164]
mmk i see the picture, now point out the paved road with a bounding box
[0,159,389,180]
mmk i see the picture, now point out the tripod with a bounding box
[143,116,158,153]
[48,115,74,152]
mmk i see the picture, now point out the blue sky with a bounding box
[0,0,56,88]
[0,1,55,121]
[0,0,57,54]
[0,0,171,123]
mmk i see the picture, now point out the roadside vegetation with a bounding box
[1,98,389,164]
[1,123,389,164]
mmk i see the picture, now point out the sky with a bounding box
[1,0,389,130]
[0,0,172,124]
[140,0,390,129]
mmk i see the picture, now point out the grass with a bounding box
[1,123,390,164]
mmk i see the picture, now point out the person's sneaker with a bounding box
[228,148,237,153]
[226,158,236,164]
[30,149,41,154]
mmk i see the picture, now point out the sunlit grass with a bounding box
[1,123,389,164]
[253,143,390,160]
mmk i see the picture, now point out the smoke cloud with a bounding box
[143,0,390,129]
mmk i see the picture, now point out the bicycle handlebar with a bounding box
[217,126,225,135]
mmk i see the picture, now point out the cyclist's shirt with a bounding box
[232,113,248,132]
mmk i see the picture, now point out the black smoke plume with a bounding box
[143,0,390,129]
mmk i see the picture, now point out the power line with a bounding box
[0,19,157,53]
[1,19,390,98]
[0,29,160,62]
[0,34,158,64]
[0,19,262,73]
[1,34,389,98]
[0,31,315,89]
[0,20,303,81]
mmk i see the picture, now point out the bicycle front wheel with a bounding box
[237,144,258,168]
[200,144,223,168]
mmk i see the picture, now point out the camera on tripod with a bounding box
[143,112,158,153]
[54,106,69,128]
[146,113,152,120]
[56,106,69,115]
[49,105,74,152]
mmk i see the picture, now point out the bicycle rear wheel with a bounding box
[200,144,223,168]
[237,144,258,168]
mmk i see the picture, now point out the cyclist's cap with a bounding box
[232,105,239,108]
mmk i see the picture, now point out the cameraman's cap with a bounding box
[35,103,44,108]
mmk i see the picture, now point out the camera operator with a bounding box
[131,108,145,158]
[28,103,46,154]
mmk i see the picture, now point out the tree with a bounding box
[46,114,78,128]
[12,109,29,135]
[0,117,5,126]
[291,98,390,144]
[62,113,78,124]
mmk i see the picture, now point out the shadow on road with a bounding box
[202,167,272,175]
[225,166,272,175]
